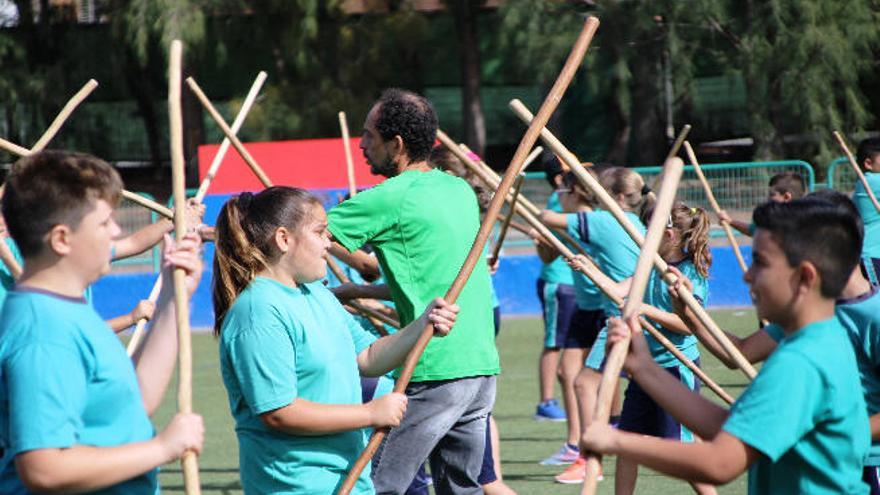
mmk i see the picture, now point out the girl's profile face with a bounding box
[289,204,331,284]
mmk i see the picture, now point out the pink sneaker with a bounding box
[554,457,603,484]
[539,443,579,465]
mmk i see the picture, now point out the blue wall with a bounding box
[93,243,754,327]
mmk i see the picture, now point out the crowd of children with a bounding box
[1,87,880,495]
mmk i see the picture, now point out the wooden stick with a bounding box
[195,72,268,203]
[489,175,525,264]
[0,137,31,157]
[338,111,357,198]
[326,255,398,335]
[168,40,201,495]
[30,79,100,151]
[581,156,684,494]
[121,190,174,219]
[337,16,601,495]
[186,77,274,188]
[834,131,880,213]
[437,130,587,256]
[683,141,748,273]
[510,99,758,380]
[126,276,163,355]
[459,142,544,216]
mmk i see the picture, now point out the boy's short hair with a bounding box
[768,172,806,199]
[753,198,861,298]
[856,138,880,170]
[805,189,864,241]
[2,151,123,257]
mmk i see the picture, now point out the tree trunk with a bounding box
[450,0,486,157]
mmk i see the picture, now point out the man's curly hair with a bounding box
[374,88,438,163]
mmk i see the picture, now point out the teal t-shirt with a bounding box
[723,318,869,494]
[539,193,575,285]
[0,289,157,495]
[0,238,22,310]
[855,172,880,259]
[219,277,378,495]
[328,169,500,382]
[571,210,646,316]
[766,286,880,466]
[564,213,603,310]
[644,260,707,368]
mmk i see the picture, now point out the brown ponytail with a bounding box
[212,187,322,335]
[599,167,654,221]
[671,202,712,277]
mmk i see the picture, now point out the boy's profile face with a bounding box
[744,229,797,324]
[767,189,791,203]
[864,153,880,173]
[66,199,121,282]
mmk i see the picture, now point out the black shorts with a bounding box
[565,308,605,349]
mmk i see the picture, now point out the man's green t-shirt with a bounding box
[328,169,500,382]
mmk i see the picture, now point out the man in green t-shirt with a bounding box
[328,89,500,494]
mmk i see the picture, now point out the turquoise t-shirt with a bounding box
[564,213,603,310]
[766,286,880,466]
[571,210,646,316]
[723,318,869,494]
[0,289,157,495]
[644,260,707,368]
[328,169,500,382]
[0,239,23,310]
[219,277,378,495]
[854,172,880,259]
[540,193,575,285]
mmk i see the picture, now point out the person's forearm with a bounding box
[357,313,429,377]
[15,440,173,494]
[132,289,178,415]
[728,220,751,237]
[261,399,373,436]
[113,219,172,261]
[628,358,729,438]
[536,242,560,264]
[540,210,567,229]
[332,283,391,301]
[641,305,691,335]
[328,242,381,281]
[604,431,743,485]
[106,314,135,333]
[870,412,880,441]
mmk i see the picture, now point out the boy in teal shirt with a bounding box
[0,151,204,494]
[582,198,869,494]
[855,138,880,284]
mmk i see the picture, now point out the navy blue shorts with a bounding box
[537,280,578,349]
[865,465,880,495]
[567,308,605,349]
[478,414,497,484]
[618,360,700,441]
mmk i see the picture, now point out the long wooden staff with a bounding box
[581,157,685,494]
[459,141,544,216]
[127,72,267,355]
[489,175,525,265]
[121,190,174,219]
[168,39,201,495]
[337,16,601,495]
[834,131,880,213]
[511,99,757,379]
[683,141,748,273]
[437,131,586,254]
[326,256,398,335]
[338,111,357,197]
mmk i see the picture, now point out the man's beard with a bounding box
[369,156,398,178]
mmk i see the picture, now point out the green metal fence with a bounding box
[826,157,854,192]
[111,192,161,273]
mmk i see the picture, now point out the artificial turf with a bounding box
[149,308,758,494]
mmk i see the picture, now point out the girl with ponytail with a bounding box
[212,186,459,495]
[600,201,716,495]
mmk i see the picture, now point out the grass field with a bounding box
[150,308,759,494]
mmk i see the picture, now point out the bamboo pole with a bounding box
[338,111,357,197]
[459,142,544,216]
[195,72,268,202]
[185,77,273,188]
[31,79,100,151]
[489,175,525,264]
[121,190,174,219]
[834,131,880,213]
[510,99,758,380]
[337,16,601,495]
[326,255,398,336]
[168,40,201,495]
[0,137,31,157]
[125,277,163,355]
[683,141,748,273]
[581,157,685,495]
